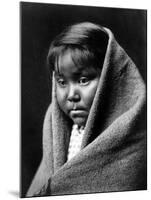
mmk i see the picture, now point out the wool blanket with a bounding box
[26,27,147,197]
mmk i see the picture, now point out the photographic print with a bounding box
[20,2,147,198]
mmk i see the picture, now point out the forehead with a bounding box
[55,50,99,77]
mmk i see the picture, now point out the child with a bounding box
[26,22,146,197]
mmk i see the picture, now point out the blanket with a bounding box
[26,27,147,197]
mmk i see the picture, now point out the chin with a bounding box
[72,118,86,127]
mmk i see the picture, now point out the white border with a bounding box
[0,0,150,199]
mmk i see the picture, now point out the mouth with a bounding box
[70,109,85,115]
[69,108,87,118]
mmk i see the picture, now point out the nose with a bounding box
[67,84,80,102]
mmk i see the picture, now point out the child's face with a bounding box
[55,51,101,127]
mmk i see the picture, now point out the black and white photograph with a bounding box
[20,1,147,198]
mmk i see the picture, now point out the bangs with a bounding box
[47,45,104,73]
[70,47,101,70]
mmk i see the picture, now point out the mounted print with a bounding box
[20,1,147,198]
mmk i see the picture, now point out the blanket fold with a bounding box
[26,27,146,197]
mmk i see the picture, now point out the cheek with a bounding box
[83,80,99,109]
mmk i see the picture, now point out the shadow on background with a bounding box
[9,191,19,198]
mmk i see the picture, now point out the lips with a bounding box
[69,107,87,118]
[67,104,87,117]
[70,109,86,115]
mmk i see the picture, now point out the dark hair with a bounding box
[47,22,108,72]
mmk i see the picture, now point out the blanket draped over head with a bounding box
[26,27,146,197]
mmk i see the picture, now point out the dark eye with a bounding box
[79,77,90,86]
[57,78,67,87]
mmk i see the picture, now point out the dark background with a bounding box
[21,2,147,197]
